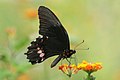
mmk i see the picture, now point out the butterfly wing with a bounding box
[25,6,70,66]
[39,6,70,51]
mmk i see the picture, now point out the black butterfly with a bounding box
[24,6,76,68]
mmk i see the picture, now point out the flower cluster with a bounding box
[59,60,102,77]
[78,60,102,74]
[59,64,80,77]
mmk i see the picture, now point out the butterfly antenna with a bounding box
[61,58,64,65]
[74,40,84,50]
[75,48,89,50]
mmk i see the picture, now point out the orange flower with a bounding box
[59,64,68,74]
[59,61,102,77]
[25,8,38,19]
[69,64,80,74]
[5,27,16,38]
[59,64,80,77]
[17,74,30,80]
[94,63,102,71]
[77,60,102,73]
[85,64,93,71]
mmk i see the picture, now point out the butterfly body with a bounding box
[25,6,76,68]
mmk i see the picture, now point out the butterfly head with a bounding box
[70,50,76,54]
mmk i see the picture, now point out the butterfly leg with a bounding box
[69,54,78,65]
[60,58,64,65]
[73,54,78,65]
[66,58,71,65]
[60,58,71,65]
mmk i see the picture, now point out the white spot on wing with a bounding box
[46,36,48,39]
[41,58,44,61]
[39,53,45,57]
[37,47,40,50]
[39,35,43,38]
[36,60,38,63]
[37,50,42,54]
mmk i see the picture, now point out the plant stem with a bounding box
[86,72,91,80]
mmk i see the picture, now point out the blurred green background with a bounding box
[0,0,120,80]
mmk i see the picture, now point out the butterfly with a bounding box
[24,6,76,68]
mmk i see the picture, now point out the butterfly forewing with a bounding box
[38,6,70,51]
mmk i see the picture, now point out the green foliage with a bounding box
[0,0,120,80]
